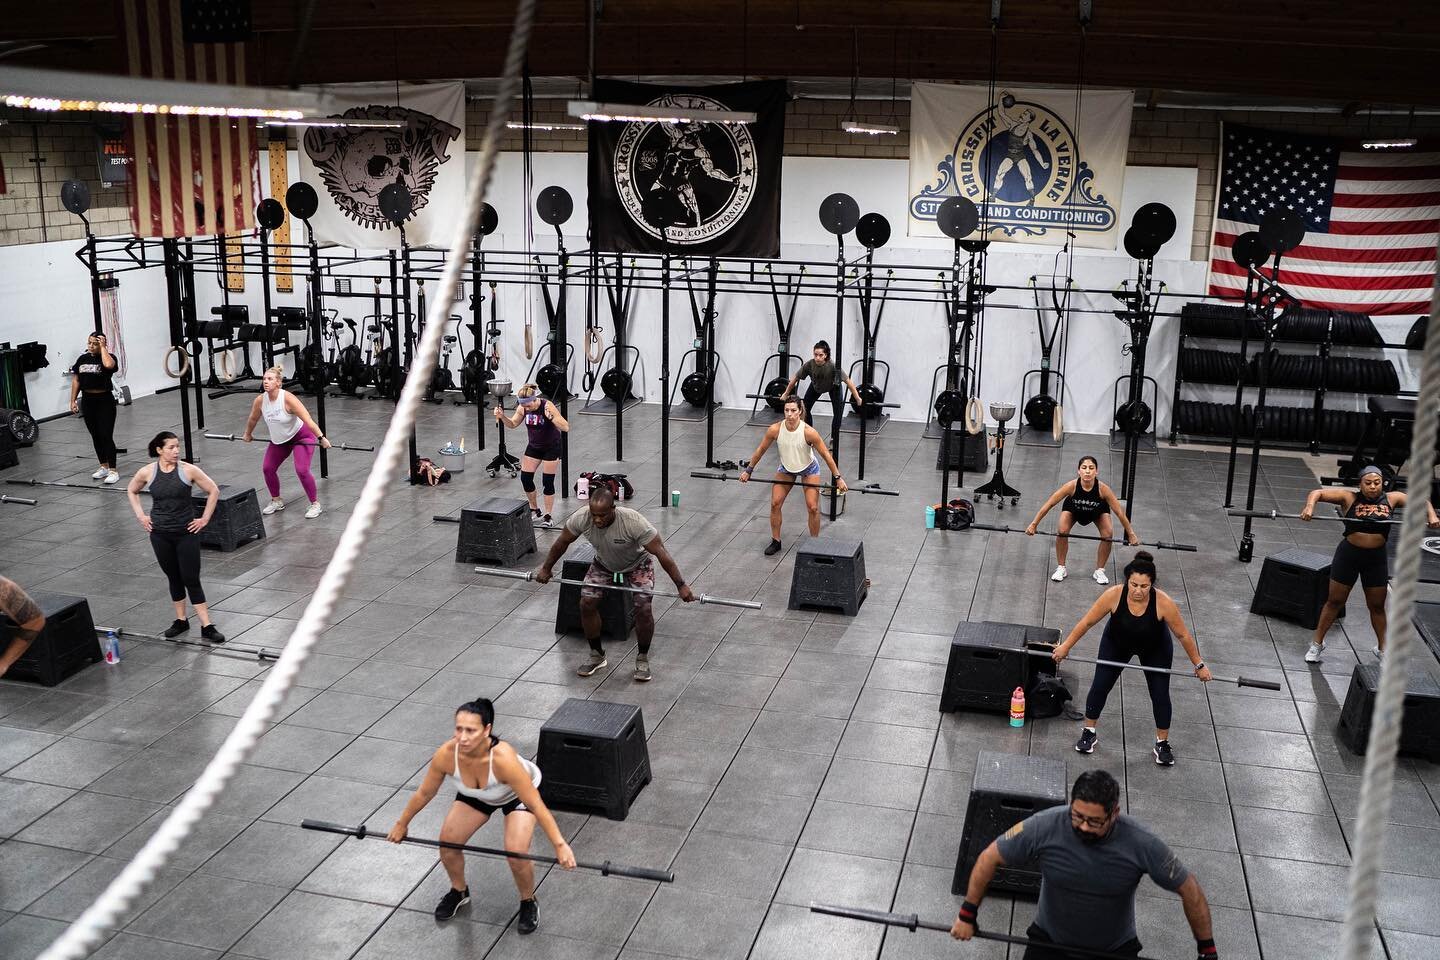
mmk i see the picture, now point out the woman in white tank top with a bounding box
[241,366,331,518]
[388,697,576,932]
[739,395,849,556]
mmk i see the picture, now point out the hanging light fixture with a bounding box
[263,117,404,129]
[840,28,898,136]
[0,65,335,120]
[506,120,586,131]
[567,100,756,125]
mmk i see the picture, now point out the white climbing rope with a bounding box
[35,1,538,956]
[1339,258,1440,960]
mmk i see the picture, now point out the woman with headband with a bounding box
[1299,465,1438,662]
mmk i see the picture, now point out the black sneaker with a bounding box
[542,514,553,527]
[201,624,226,644]
[162,619,190,639]
[435,886,470,921]
[531,508,542,520]
[1153,739,1176,766]
[1075,728,1098,754]
[763,539,782,556]
[517,897,539,934]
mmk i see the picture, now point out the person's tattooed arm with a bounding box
[0,576,45,677]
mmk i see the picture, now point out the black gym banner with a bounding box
[587,80,786,258]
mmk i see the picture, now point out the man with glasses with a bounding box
[951,769,1216,960]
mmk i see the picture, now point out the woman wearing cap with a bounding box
[495,383,569,526]
[1300,465,1439,662]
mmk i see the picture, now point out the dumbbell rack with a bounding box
[1168,302,1411,455]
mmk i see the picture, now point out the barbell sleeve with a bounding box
[690,471,900,496]
[204,432,373,451]
[300,819,675,882]
[0,495,37,505]
[1024,646,1282,690]
[966,521,1197,552]
[470,566,763,610]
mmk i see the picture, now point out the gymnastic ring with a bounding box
[216,349,236,383]
[163,346,191,380]
[1051,403,1064,442]
[964,397,985,436]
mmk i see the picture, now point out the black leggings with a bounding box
[80,392,118,466]
[802,384,843,426]
[149,529,206,604]
[1083,624,1173,729]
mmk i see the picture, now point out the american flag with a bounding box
[119,0,258,238]
[1208,123,1439,316]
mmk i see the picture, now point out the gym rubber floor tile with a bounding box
[205,676,322,723]
[775,847,901,911]
[232,889,391,960]
[212,586,306,618]
[0,913,74,960]
[623,777,714,831]
[363,700,457,746]
[743,709,845,756]
[837,718,937,768]
[104,806,253,873]
[1243,855,1351,921]
[863,656,946,694]
[1327,773,1440,827]
[643,734,738,787]
[126,873,289,951]
[677,667,779,710]
[852,687,942,729]
[328,659,437,700]
[718,744,832,801]
[1215,725,1320,771]
[401,855,555,928]
[571,818,690,873]
[351,908,503,960]
[1127,793,1238,854]
[652,700,757,744]
[626,886,768,960]
[283,689,401,734]
[1204,688,1305,732]
[1136,898,1262,960]
[25,853,189,925]
[483,928,623,960]
[1375,872,1440,937]
[86,748,211,804]
[748,900,885,960]
[16,789,162,853]
[1221,763,1333,816]
[692,785,813,846]
[1237,805,1351,865]
[0,690,122,735]
[525,868,656,946]
[918,767,974,819]
[247,723,354,774]
[444,640,545,679]
[1254,912,1383,960]
[763,677,862,719]
[299,829,440,905]
[781,650,875,686]
[314,735,428,788]
[1121,755,1230,804]
[205,764,305,820]
[669,830,793,902]
[56,659,180,701]
[199,819,344,887]
[820,756,927,811]
[703,640,796,678]
[799,798,914,861]
[0,776,77,836]
[1339,820,1440,878]
[147,713,248,757]
[88,932,222,960]
[0,840,92,911]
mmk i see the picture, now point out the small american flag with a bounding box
[1208,122,1438,316]
[119,0,258,238]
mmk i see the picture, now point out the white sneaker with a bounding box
[1051,565,1068,582]
[1092,568,1109,585]
[1372,646,1384,659]
[304,502,323,519]
[103,471,119,485]
[91,467,108,480]
[1304,642,1324,663]
[261,498,285,515]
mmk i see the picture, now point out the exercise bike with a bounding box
[425,317,461,404]
[334,318,368,396]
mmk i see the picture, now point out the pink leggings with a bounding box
[263,424,318,501]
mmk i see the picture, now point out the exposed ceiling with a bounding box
[7,1,1440,108]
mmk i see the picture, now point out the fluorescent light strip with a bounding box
[841,120,899,136]
[567,100,757,125]
[506,120,586,131]
[1361,138,1418,150]
[264,118,405,129]
[0,65,334,121]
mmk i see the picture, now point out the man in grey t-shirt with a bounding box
[952,769,1216,960]
[538,485,694,682]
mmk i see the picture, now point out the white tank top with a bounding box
[261,389,301,443]
[777,419,816,473]
[450,740,541,805]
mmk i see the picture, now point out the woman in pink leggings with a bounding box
[242,366,331,518]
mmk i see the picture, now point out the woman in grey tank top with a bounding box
[126,432,226,643]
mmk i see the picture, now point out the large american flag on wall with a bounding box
[119,1,258,238]
[1208,123,1438,316]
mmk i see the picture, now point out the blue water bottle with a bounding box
[102,630,121,665]
[925,505,936,530]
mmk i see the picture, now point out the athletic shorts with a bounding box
[777,459,821,479]
[1060,499,1106,527]
[582,555,655,610]
[1331,538,1389,589]
[455,792,527,816]
[524,443,562,462]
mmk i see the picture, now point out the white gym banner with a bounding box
[908,82,1133,248]
[298,81,466,249]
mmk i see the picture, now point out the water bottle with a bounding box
[102,630,121,665]
[576,476,589,501]
[1009,686,1026,727]
[925,505,936,530]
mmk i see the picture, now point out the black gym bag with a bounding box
[1027,675,1073,719]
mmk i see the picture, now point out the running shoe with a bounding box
[1051,565,1068,582]
[434,886,470,921]
[162,618,189,638]
[1075,727,1098,754]
[1372,645,1384,659]
[1092,568,1109,585]
[1153,739,1176,766]
[634,656,652,683]
[764,538,782,556]
[517,898,539,934]
[201,624,226,644]
[262,498,285,515]
[532,508,543,520]
[103,471,120,485]
[542,514,553,527]
[1304,642,1324,663]
[91,467,108,479]
[304,502,323,519]
[577,651,607,677]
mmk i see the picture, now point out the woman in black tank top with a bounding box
[1052,552,1211,766]
[1026,456,1140,584]
[1299,466,1438,663]
[126,432,226,643]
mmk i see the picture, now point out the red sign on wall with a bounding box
[97,128,131,187]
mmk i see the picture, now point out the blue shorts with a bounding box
[778,460,820,479]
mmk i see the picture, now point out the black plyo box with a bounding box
[1337,662,1440,762]
[537,698,651,820]
[555,544,634,645]
[1,591,101,687]
[952,750,1068,896]
[1250,548,1343,629]
[939,620,1059,714]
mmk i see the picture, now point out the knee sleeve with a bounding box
[542,473,556,495]
[520,471,537,493]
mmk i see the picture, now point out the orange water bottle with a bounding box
[1010,687,1026,727]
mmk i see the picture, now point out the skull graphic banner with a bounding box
[588,80,785,257]
[297,81,465,249]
